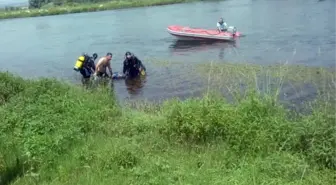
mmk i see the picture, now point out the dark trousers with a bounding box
[79,67,92,79]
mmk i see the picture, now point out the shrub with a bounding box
[0,72,26,105]
[161,92,295,154]
[0,74,120,172]
[291,101,336,169]
[161,95,235,143]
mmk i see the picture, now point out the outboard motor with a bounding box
[232,27,237,36]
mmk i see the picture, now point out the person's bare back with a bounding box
[95,52,113,78]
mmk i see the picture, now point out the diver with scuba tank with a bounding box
[73,53,98,84]
[123,51,146,79]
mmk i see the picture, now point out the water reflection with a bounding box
[169,40,237,60]
[35,22,51,30]
[124,75,147,95]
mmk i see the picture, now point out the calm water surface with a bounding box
[0,0,335,102]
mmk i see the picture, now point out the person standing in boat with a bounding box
[217,18,228,32]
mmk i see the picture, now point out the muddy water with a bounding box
[0,0,335,102]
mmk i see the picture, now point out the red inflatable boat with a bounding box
[167,25,242,41]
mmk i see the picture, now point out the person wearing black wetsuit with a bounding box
[122,51,146,78]
[79,53,98,83]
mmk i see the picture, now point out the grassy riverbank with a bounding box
[0,0,196,20]
[0,62,335,185]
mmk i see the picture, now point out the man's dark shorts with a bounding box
[96,71,109,78]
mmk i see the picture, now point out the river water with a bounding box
[0,0,335,102]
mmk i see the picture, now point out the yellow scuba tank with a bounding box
[73,55,86,71]
[140,69,146,76]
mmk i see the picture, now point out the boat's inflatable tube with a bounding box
[167,25,242,41]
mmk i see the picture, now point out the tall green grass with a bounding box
[0,0,196,20]
[0,61,335,185]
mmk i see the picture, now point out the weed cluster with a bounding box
[0,72,119,184]
[0,70,335,185]
[164,91,335,166]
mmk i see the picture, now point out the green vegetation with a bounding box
[0,61,335,185]
[0,0,196,20]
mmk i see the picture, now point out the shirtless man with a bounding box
[94,52,113,78]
